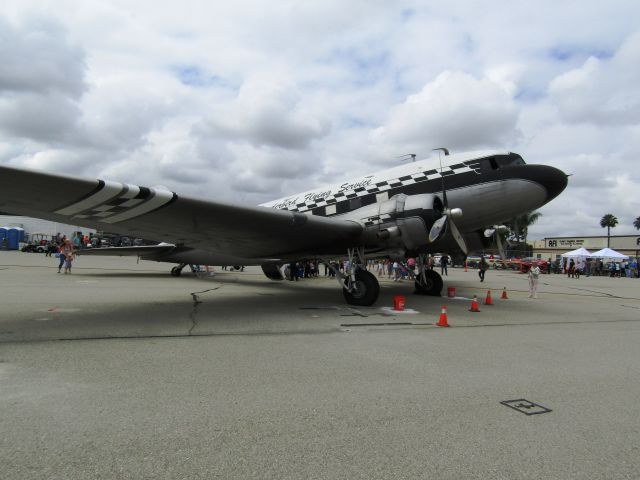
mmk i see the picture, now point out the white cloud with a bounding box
[0,16,86,97]
[1,1,640,239]
[371,71,520,152]
[201,74,331,150]
[549,33,640,126]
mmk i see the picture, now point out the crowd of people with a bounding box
[281,255,451,282]
[562,257,639,278]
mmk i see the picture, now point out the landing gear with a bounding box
[324,246,380,306]
[342,268,380,306]
[414,254,443,296]
[170,263,187,277]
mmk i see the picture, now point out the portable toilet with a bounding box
[8,227,25,250]
[0,227,7,249]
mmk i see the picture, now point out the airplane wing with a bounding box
[0,165,363,259]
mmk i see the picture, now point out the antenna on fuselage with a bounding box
[432,147,450,205]
[397,153,417,162]
[432,147,450,156]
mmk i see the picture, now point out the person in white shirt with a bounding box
[528,261,541,299]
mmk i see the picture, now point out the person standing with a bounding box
[478,256,488,282]
[407,257,416,280]
[528,261,541,298]
[63,248,75,274]
[57,239,74,273]
[440,254,449,276]
[392,260,400,281]
[568,259,575,278]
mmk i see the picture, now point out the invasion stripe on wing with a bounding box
[55,180,124,215]
[102,188,175,223]
[54,180,176,223]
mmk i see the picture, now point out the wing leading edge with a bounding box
[0,165,363,259]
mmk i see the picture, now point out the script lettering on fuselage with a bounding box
[271,175,377,210]
[272,197,299,209]
[304,190,331,202]
[338,175,374,192]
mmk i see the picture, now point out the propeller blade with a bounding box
[449,219,469,255]
[428,215,448,243]
[495,230,506,260]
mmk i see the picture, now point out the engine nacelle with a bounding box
[345,194,443,252]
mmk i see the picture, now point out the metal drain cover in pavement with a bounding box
[500,399,552,415]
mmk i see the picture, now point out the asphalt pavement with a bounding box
[1,251,639,479]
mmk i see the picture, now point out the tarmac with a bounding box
[1,251,639,479]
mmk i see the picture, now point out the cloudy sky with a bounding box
[1,1,639,239]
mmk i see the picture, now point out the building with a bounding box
[0,215,95,241]
[533,235,640,260]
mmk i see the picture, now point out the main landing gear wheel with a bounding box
[170,264,186,277]
[343,269,380,306]
[414,269,443,296]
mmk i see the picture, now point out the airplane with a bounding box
[0,149,567,306]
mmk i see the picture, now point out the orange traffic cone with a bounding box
[501,287,508,299]
[436,305,449,327]
[469,295,480,312]
[484,290,494,305]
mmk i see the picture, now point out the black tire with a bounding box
[170,266,182,277]
[342,269,380,306]
[414,269,443,296]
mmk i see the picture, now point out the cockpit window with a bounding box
[479,158,497,171]
[495,154,525,167]
[477,153,525,172]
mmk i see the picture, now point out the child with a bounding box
[64,251,75,274]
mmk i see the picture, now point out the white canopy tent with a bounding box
[589,248,629,260]
[561,247,592,258]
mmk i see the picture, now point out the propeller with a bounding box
[427,148,469,255]
[484,225,508,260]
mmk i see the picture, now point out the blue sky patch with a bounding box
[549,45,614,62]
[172,65,226,88]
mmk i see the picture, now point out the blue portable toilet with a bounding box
[8,227,25,250]
[0,227,7,249]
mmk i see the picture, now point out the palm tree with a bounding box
[634,216,640,230]
[507,211,542,256]
[600,214,618,247]
[510,211,543,245]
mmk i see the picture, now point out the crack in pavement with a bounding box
[188,286,224,335]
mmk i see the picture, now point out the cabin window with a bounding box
[376,192,389,202]
[479,158,495,172]
[336,201,350,214]
[361,194,376,207]
[349,198,363,210]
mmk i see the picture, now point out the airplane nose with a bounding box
[505,164,568,202]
